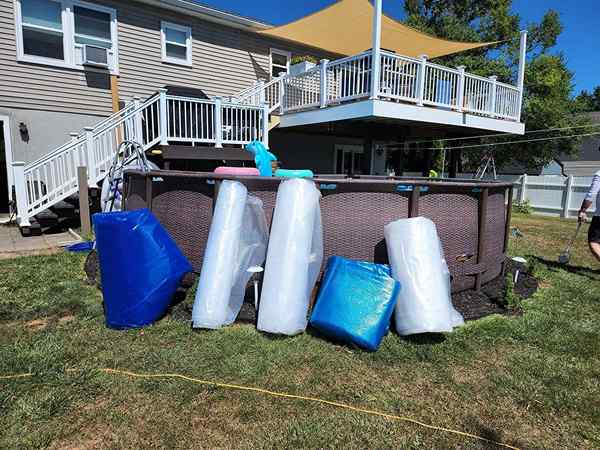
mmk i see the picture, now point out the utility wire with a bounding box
[403,123,600,146]
[423,132,600,151]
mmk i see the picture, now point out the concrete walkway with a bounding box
[0,224,79,259]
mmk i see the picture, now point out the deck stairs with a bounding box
[12,88,273,233]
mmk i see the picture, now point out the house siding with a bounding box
[0,0,114,116]
[0,0,331,116]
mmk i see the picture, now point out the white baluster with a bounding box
[417,55,428,106]
[319,59,329,108]
[456,66,465,112]
[489,76,498,117]
[262,103,269,147]
[214,96,223,148]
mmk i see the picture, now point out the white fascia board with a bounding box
[136,0,271,31]
[280,99,525,135]
[371,100,526,135]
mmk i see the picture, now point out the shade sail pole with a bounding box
[370,0,382,99]
[516,30,527,121]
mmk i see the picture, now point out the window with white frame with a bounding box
[15,0,118,73]
[161,21,192,66]
[270,48,290,78]
[20,0,65,61]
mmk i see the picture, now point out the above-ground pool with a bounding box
[123,171,513,293]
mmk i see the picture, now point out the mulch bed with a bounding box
[452,259,538,321]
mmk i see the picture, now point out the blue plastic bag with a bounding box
[310,256,400,351]
[93,209,192,329]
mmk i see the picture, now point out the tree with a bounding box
[402,0,587,172]
[574,86,600,112]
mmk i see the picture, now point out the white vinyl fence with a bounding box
[402,173,595,218]
[512,174,595,219]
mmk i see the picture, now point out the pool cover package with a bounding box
[310,257,400,351]
[257,178,323,335]
[385,217,464,335]
[192,180,268,329]
[93,208,192,329]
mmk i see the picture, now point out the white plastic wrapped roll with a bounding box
[384,217,464,335]
[257,178,323,335]
[192,181,268,329]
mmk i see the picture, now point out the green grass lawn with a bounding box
[1,213,599,449]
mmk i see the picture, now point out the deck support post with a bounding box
[158,88,168,146]
[516,30,527,121]
[12,161,30,227]
[416,55,428,106]
[214,96,223,148]
[84,126,97,188]
[457,66,465,112]
[369,0,382,100]
[319,59,329,108]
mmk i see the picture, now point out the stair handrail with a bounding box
[23,96,152,171]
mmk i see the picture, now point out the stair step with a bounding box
[19,221,42,237]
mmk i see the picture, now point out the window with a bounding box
[74,6,112,48]
[270,48,290,78]
[335,145,365,175]
[161,21,192,66]
[20,0,65,61]
[15,0,118,73]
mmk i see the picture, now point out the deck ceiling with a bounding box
[258,0,495,58]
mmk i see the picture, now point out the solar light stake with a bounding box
[247,266,264,309]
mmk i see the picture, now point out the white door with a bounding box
[335,144,364,175]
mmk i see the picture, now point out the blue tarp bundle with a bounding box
[310,256,400,351]
[93,208,192,329]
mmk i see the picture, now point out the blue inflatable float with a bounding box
[93,209,192,329]
[310,256,400,351]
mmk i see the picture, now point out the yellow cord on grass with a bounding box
[1,368,521,450]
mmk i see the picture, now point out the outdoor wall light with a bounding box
[19,122,29,142]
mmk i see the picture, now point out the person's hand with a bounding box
[578,211,587,223]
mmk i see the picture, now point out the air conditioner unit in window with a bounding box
[82,45,109,68]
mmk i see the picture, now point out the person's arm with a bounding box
[579,173,600,222]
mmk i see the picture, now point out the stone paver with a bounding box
[0,224,78,259]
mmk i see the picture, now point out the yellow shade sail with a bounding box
[259,0,494,59]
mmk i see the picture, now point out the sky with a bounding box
[197,0,599,95]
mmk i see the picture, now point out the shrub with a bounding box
[513,199,532,215]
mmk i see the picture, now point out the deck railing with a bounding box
[13,91,268,226]
[279,49,522,122]
[234,76,283,113]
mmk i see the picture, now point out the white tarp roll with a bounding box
[192,180,268,329]
[257,178,323,335]
[384,217,464,335]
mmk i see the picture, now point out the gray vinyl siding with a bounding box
[0,0,331,116]
[109,0,331,101]
[0,0,113,116]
